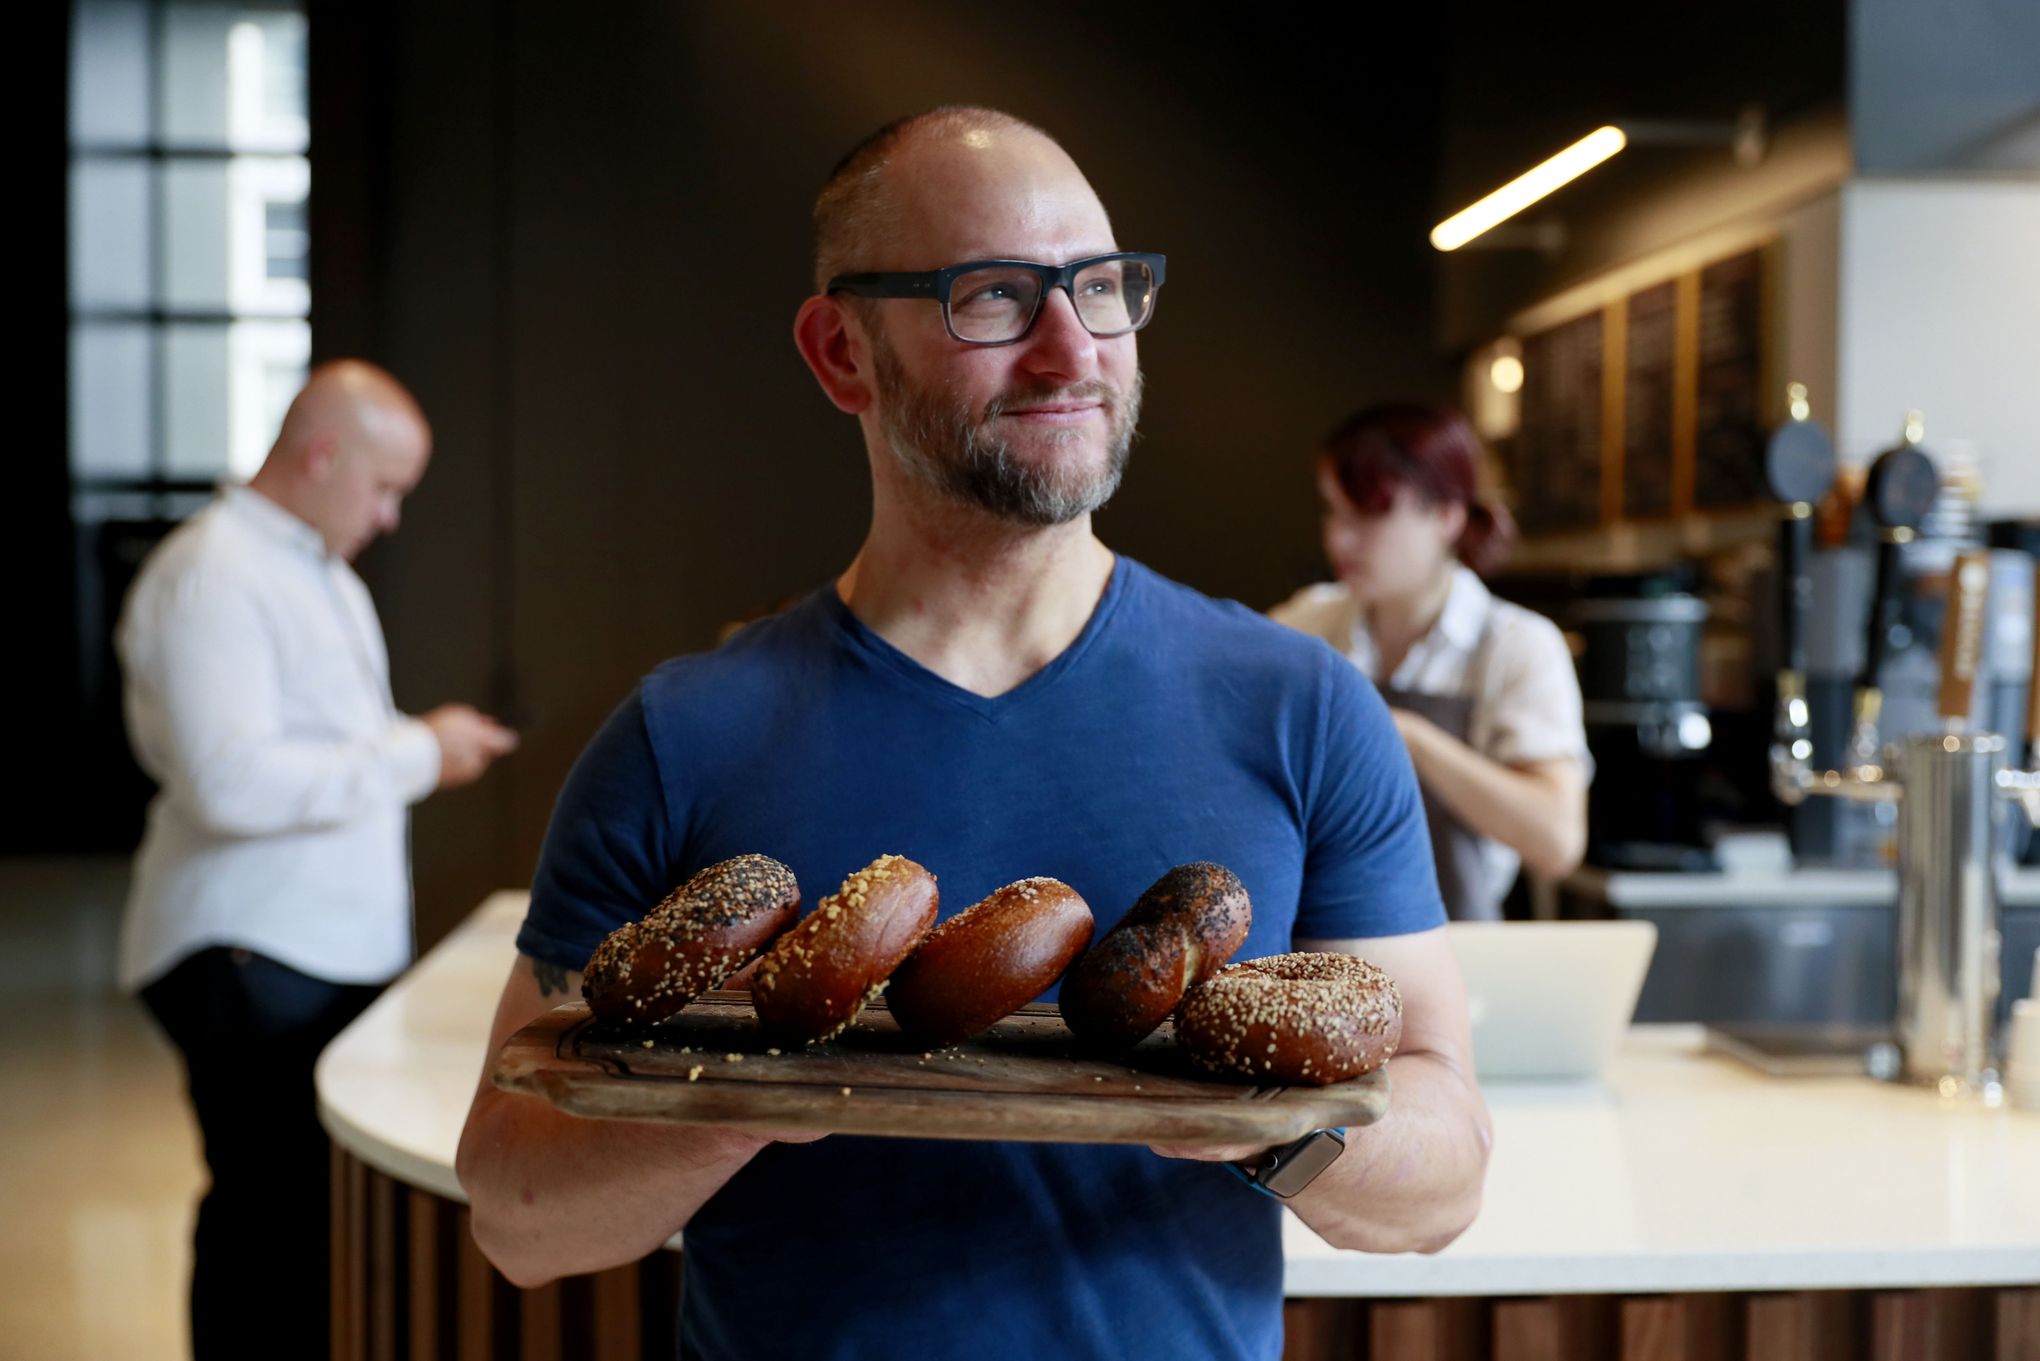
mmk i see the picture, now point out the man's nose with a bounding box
[1018,287,1099,378]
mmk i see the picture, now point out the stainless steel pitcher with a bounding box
[1893,732,2005,1091]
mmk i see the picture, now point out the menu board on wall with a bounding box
[1622,281,1677,519]
[1512,311,1604,534]
[1502,240,1773,539]
[1693,248,1766,508]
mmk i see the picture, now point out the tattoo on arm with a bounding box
[532,958,568,997]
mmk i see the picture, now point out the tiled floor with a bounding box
[0,857,202,1361]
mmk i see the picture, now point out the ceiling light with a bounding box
[1431,126,1627,252]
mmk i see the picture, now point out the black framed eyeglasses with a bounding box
[826,251,1166,346]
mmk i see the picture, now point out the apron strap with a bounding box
[1379,604,1506,921]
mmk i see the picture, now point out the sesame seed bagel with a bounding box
[1059,861,1252,1049]
[582,854,801,1027]
[1176,952,1402,1087]
[752,854,939,1045]
[888,877,1095,1046]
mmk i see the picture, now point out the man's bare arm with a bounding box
[454,955,802,1287]
[1154,927,1491,1253]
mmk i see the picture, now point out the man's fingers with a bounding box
[1149,1142,1266,1163]
[733,1126,830,1145]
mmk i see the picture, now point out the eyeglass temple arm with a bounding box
[825,273,940,298]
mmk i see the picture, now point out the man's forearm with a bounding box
[1283,1050,1491,1254]
[457,1090,767,1287]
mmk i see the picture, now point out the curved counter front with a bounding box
[318,894,2040,1360]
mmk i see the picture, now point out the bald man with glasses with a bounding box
[459,108,1489,1361]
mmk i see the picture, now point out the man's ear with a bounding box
[793,295,875,415]
[302,432,340,481]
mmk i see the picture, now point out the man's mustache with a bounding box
[981,380,1123,420]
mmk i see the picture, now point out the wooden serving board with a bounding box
[494,992,1390,1145]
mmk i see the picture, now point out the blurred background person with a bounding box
[1272,401,1590,920]
[114,359,518,1358]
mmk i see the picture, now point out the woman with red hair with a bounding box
[1272,401,1589,920]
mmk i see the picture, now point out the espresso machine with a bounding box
[1769,400,2040,1096]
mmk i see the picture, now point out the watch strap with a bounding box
[1226,1126,1347,1200]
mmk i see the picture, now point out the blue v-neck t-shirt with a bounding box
[516,554,1444,1361]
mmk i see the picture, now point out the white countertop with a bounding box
[1566,863,2040,910]
[315,891,533,1203]
[318,893,2040,1297]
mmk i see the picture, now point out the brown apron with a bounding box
[1379,620,1504,922]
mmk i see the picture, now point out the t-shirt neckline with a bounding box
[818,554,1131,721]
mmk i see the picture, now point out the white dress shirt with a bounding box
[116,486,441,990]
[1271,566,1591,899]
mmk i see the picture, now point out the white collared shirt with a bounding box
[115,486,441,990]
[1271,566,1590,893]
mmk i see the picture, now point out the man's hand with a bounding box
[460,955,825,1287]
[422,703,519,789]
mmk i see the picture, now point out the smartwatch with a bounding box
[1227,1126,1346,1199]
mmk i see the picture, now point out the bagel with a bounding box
[1176,951,1402,1086]
[1059,861,1251,1048]
[889,877,1094,1046]
[752,854,939,1044]
[582,854,801,1026]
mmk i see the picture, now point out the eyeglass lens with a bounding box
[946,259,1157,343]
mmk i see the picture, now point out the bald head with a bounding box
[812,107,1106,291]
[252,360,432,560]
[273,359,430,464]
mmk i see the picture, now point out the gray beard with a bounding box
[873,338,1142,528]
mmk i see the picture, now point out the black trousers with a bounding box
[142,946,381,1361]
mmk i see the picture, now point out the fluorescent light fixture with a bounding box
[1430,126,1628,251]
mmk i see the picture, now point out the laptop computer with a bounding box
[1446,921,1658,1080]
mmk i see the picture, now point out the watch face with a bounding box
[1260,1129,1346,1198]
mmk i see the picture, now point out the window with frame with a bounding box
[70,0,311,525]
[68,1,312,836]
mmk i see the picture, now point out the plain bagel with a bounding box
[888,877,1095,1046]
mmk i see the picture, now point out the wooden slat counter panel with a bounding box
[332,1146,2040,1360]
[1744,1290,1862,1361]
[1491,1295,1617,1361]
[1620,1293,1734,1361]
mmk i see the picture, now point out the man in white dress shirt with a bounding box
[116,359,517,1358]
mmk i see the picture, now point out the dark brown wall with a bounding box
[311,3,1451,944]
[1430,1,1848,348]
